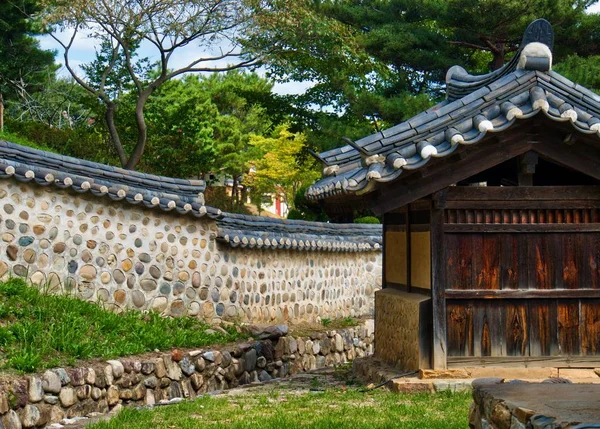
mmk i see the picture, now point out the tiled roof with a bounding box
[0,139,382,251]
[216,213,382,252]
[306,19,600,201]
[0,140,222,217]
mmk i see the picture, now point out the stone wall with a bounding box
[0,321,374,428]
[0,180,381,323]
[374,289,431,370]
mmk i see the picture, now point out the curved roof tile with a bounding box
[307,19,600,202]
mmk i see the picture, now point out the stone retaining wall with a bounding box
[0,180,381,324]
[0,321,374,428]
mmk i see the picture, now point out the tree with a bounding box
[42,0,262,170]
[0,0,55,131]
[259,0,600,129]
[244,124,319,214]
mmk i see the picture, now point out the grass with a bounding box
[0,130,56,153]
[88,389,471,429]
[0,278,243,373]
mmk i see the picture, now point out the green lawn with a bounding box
[89,389,471,429]
[0,279,242,373]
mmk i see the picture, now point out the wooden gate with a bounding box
[438,186,600,368]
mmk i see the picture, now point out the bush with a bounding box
[353,216,380,224]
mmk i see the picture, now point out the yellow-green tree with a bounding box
[245,124,319,215]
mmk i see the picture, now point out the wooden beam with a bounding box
[518,151,538,186]
[447,356,600,368]
[534,135,600,182]
[446,186,600,201]
[370,136,534,215]
[444,224,600,233]
[430,206,446,369]
[445,200,600,209]
[445,288,600,300]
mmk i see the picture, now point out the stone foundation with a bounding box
[374,289,430,370]
[0,321,374,428]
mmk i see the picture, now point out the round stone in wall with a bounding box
[127,274,136,289]
[113,269,125,284]
[134,238,142,248]
[30,271,45,286]
[114,290,126,305]
[149,265,161,279]
[23,249,36,264]
[39,239,50,249]
[101,272,111,284]
[122,259,132,272]
[97,288,110,302]
[12,264,26,277]
[185,287,196,300]
[77,282,94,299]
[33,225,45,235]
[192,271,201,288]
[4,204,13,214]
[139,253,151,263]
[189,301,200,316]
[18,236,33,246]
[135,262,144,275]
[1,233,13,242]
[173,282,184,296]
[170,299,185,317]
[211,288,219,303]
[80,264,97,280]
[81,250,92,263]
[215,303,224,317]
[5,219,14,229]
[132,291,145,308]
[151,297,168,312]
[141,279,157,291]
[199,287,209,300]
[53,243,66,254]
[159,282,171,295]
[96,257,106,267]
[37,254,48,269]
[73,235,82,245]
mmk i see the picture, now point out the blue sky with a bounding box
[38,30,315,96]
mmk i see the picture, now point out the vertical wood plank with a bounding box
[581,300,600,355]
[500,235,519,289]
[445,234,472,290]
[431,204,447,369]
[529,299,559,356]
[587,233,600,289]
[558,299,581,355]
[447,302,473,356]
[505,302,529,356]
[562,235,580,289]
[528,234,553,289]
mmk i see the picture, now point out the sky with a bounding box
[38,29,315,96]
[39,3,600,96]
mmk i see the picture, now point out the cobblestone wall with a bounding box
[0,322,374,428]
[0,181,381,323]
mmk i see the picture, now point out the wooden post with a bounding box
[431,190,447,369]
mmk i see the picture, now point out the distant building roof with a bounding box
[306,19,600,201]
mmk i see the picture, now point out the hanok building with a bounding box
[307,20,600,370]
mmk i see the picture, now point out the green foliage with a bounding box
[288,185,330,221]
[554,55,600,93]
[320,318,332,327]
[88,388,471,429]
[3,119,118,166]
[0,278,242,373]
[353,216,380,224]
[245,124,320,212]
[0,0,56,101]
